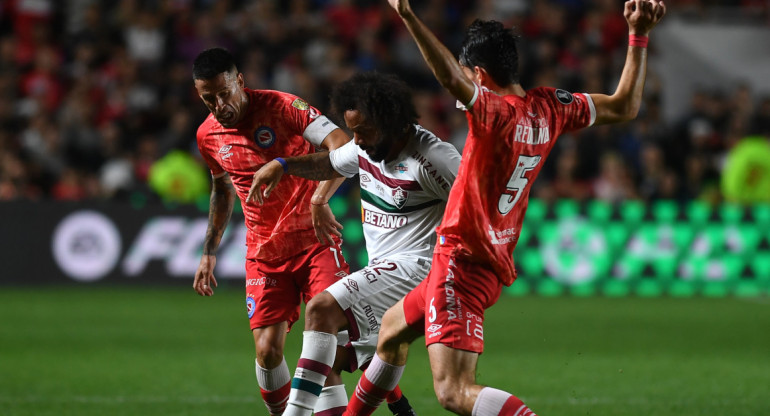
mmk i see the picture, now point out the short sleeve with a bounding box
[329,140,359,178]
[543,88,596,133]
[303,115,339,147]
[196,124,224,176]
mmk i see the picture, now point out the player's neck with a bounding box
[492,83,526,98]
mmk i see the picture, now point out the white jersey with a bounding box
[330,125,461,263]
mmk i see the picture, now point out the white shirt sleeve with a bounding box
[328,140,360,178]
[303,115,339,147]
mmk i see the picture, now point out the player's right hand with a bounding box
[247,160,284,205]
[193,255,218,296]
[624,0,666,36]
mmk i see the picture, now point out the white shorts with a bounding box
[326,254,431,370]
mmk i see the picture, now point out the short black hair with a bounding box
[459,19,520,86]
[330,72,418,139]
[192,48,237,80]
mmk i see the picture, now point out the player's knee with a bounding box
[305,292,346,332]
[254,338,283,368]
[377,307,411,353]
[433,378,465,413]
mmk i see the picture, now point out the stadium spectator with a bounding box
[0,0,766,207]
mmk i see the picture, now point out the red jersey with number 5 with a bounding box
[435,85,595,285]
[197,88,336,262]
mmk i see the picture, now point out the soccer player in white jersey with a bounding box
[248,72,462,416]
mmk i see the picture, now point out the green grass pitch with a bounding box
[1,285,769,415]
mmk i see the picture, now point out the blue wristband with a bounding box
[275,157,288,173]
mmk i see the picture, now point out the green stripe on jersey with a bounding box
[360,189,443,213]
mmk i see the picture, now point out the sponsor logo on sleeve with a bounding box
[291,98,309,110]
[254,126,276,148]
[555,89,574,105]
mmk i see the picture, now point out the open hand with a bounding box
[247,160,284,205]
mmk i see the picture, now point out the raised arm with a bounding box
[388,0,476,105]
[590,0,666,125]
[193,172,235,296]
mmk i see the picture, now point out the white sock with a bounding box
[473,387,535,416]
[283,331,338,416]
[364,353,403,391]
[255,357,291,415]
[314,384,348,415]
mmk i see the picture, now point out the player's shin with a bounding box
[472,387,537,416]
[256,357,292,416]
[314,384,348,416]
[343,354,404,416]
[283,331,338,416]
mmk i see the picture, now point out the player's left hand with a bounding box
[311,202,343,245]
[625,0,666,36]
[247,160,284,205]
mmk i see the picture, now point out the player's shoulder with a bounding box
[412,125,457,155]
[528,86,584,107]
[196,114,218,141]
[254,88,309,109]
[409,125,460,170]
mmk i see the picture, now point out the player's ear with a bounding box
[237,72,245,88]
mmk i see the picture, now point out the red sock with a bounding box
[385,385,403,404]
[343,373,391,416]
[260,382,291,416]
[499,395,536,416]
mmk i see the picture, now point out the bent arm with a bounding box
[392,1,476,105]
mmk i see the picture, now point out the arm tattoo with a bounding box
[287,152,342,181]
[203,174,235,256]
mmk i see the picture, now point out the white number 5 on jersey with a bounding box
[498,155,541,215]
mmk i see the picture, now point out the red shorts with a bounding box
[245,241,349,330]
[403,251,502,354]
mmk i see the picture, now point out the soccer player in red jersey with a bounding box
[344,1,666,416]
[191,47,353,416]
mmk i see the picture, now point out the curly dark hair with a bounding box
[192,47,237,80]
[330,72,418,140]
[459,19,520,87]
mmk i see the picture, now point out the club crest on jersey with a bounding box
[291,98,309,110]
[254,126,276,148]
[395,163,408,173]
[392,186,408,209]
[246,295,256,319]
[555,89,574,105]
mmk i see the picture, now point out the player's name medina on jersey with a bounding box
[514,123,550,145]
[363,208,408,229]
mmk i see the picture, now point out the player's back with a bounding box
[437,85,595,285]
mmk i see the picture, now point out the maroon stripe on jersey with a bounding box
[297,358,332,376]
[358,156,422,191]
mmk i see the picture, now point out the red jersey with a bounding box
[197,88,338,261]
[435,85,595,285]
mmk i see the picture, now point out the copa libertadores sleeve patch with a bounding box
[555,89,574,105]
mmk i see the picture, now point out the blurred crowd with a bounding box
[1,0,769,205]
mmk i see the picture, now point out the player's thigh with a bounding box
[245,259,302,330]
[423,254,502,354]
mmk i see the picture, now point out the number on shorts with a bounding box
[329,247,341,268]
[498,155,541,215]
[428,297,437,323]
